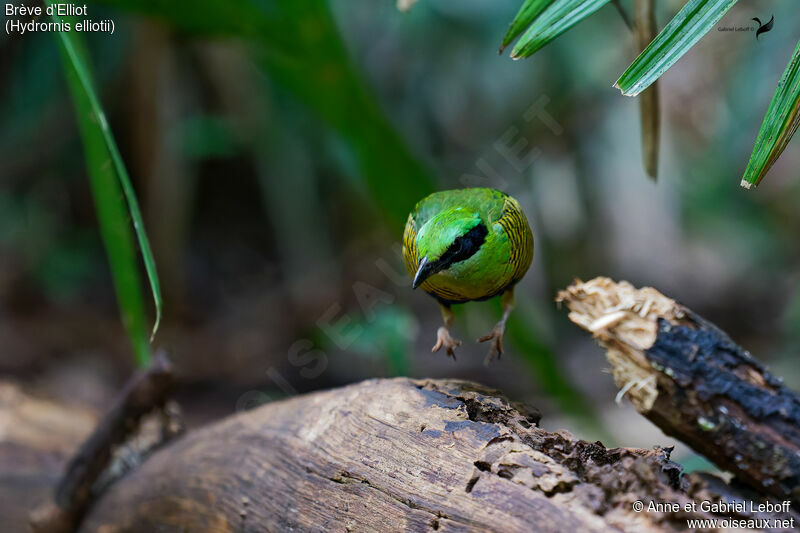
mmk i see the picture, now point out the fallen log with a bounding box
[557,277,800,502]
[30,353,178,533]
[74,377,751,533]
[0,381,96,532]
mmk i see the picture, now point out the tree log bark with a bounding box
[0,381,96,532]
[76,377,747,533]
[30,353,176,533]
[558,277,800,502]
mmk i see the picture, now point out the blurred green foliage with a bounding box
[96,0,435,229]
[347,307,418,377]
[0,191,98,300]
[180,115,240,160]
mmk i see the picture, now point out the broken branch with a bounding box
[30,352,175,533]
[558,277,800,502]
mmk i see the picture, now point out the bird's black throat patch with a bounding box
[433,222,488,271]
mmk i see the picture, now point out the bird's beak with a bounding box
[413,256,433,289]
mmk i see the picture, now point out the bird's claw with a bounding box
[432,327,461,359]
[478,325,505,365]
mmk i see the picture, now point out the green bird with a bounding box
[402,188,534,363]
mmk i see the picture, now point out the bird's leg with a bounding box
[431,303,461,359]
[479,289,514,364]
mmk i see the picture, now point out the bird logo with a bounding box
[752,15,774,41]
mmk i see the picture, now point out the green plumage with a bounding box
[403,188,534,303]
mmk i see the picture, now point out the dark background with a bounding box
[1,0,798,470]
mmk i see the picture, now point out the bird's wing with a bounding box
[402,211,421,276]
[494,195,534,285]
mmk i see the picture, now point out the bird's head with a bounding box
[412,208,488,289]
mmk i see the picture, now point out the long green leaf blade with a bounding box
[49,8,162,365]
[510,0,611,59]
[500,0,554,52]
[615,0,737,96]
[741,40,800,189]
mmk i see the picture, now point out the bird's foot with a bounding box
[432,327,461,359]
[478,324,505,365]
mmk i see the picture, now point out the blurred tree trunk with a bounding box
[129,21,195,312]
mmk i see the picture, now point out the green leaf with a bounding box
[500,0,554,52]
[615,0,738,96]
[741,40,800,189]
[510,0,611,59]
[49,7,162,366]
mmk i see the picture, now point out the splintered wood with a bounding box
[559,277,800,502]
[556,277,687,412]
